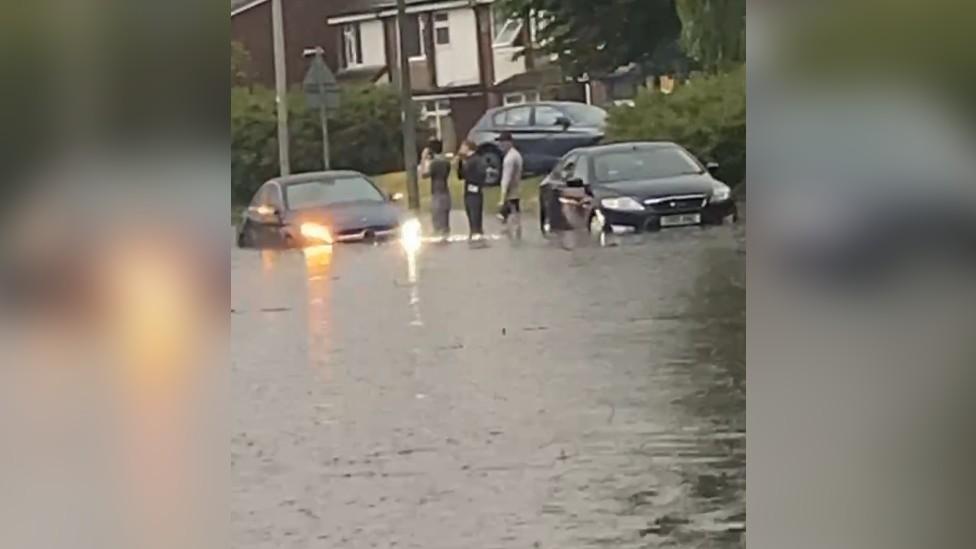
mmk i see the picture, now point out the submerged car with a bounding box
[467,101,607,184]
[539,142,737,235]
[236,171,416,248]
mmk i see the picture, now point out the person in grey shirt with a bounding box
[496,132,523,238]
[420,138,452,239]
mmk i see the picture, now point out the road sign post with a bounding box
[303,49,340,171]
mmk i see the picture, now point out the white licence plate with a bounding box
[660,213,701,227]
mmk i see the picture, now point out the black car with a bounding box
[236,171,417,248]
[538,142,737,235]
[467,101,607,184]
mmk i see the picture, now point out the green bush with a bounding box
[607,68,745,186]
[231,84,424,206]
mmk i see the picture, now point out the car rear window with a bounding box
[285,177,385,209]
[594,147,703,183]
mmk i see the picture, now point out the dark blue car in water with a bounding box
[466,101,607,185]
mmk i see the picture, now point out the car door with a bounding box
[533,105,577,171]
[536,104,600,165]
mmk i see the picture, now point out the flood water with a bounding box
[232,216,745,548]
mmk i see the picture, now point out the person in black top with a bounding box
[420,138,452,239]
[457,139,486,241]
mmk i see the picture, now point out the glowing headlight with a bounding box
[712,182,732,202]
[600,196,644,211]
[300,222,333,244]
[400,218,422,252]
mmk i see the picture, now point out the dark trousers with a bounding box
[431,192,451,235]
[464,192,484,235]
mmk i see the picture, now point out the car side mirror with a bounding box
[566,177,585,188]
[390,192,404,202]
[555,116,572,130]
[706,161,720,175]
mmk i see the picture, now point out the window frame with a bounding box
[412,15,427,60]
[342,23,363,67]
[433,12,450,46]
[493,18,523,48]
[502,91,540,106]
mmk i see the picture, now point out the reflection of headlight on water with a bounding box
[400,218,422,253]
[300,222,333,244]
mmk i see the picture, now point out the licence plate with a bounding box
[660,213,701,227]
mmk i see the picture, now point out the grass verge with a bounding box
[372,171,542,213]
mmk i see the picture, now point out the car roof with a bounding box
[483,101,603,115]
[570,141,682,156]
[270,171,367,186]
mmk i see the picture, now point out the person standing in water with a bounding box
[496,132,524,239]
[420,138,452,240]
[457,140,486,242]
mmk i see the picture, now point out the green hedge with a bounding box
[231,84,425,206]
[607,68,745,186]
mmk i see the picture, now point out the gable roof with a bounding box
[330,0,493,20]
[231,0,268,16]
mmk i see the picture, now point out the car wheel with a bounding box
[479,147,503,186]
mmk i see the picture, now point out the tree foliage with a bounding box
[498,0,681,76]
[232,84,426,206]
[675,0,746,72]
[607,68,745,184]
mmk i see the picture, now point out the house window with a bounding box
[434,12,450,45]
[342,24,363,67]
[420,99,455,151]
[502,91,540,105]
[493,18,522,47]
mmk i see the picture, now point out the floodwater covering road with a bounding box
[232,213,745,548]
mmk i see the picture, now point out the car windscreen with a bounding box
[593,147,703,183]
[284,177,385,210]
[562,104,607,126]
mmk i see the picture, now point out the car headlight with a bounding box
[300,222,333,244]
[600,196,644,211]
[712,182,732,202]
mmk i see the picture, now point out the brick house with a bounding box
[231,0,362,87]
[326,0,574,152]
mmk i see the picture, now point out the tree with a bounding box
[231,41,251,85]
[498,0,681,77]
[675,0,746,72]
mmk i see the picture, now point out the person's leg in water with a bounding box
[431,193,450,241]
[505,199,522,240]
[465,191,485,246]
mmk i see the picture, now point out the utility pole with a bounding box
[271,0,291,176]
[395,0,420,210]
